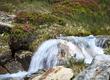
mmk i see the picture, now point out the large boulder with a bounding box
[4,60,24,73]
[30,66,73,80]
[15,50,32,70]
[74,54,110,80]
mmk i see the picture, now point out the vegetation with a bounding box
[9,24,36,53]
[65,57,86,77]
[0,0,110,76]
[0,0,110,56]
[1,0,110,54]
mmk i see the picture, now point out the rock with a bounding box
[73,61,110,80]
[0,11,15,33]
[4,60,24,73]
[30,66,73,80]
[0,34,12,65]
[15,50,32,70]
[0,66,8,74]
[0,11,15,23]
[0,23,11,33]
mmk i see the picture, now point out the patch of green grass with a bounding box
[1,0,110,51]
[0,0,50,13]
[104,48,110,54]
[15,12,66,26]
[64,57,86,77]
[15,0,51,13]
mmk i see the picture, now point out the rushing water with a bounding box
[0,35,104,79]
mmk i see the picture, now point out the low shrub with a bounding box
[9,24,36,54]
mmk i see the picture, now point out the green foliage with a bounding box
[64,57,86,77]
[52,0,110,27]
[104,48,110,54]
[9,24,36,52]
[0,2,16,12]
[1,0,110,51]
[15,11,65,26]
[11,24,35,39]
[0,33,9,45]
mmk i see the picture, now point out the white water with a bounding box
[0,35,104,79]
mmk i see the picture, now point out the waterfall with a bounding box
[28,39,60,74]
[96,36,110,48]
[0,35,104,79]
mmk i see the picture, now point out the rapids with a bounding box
[0,35,104,79]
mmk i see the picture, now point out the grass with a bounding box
[0,0,51,14]
[1,0,110,51]
[0,1,110,47]
[64,57,86,78]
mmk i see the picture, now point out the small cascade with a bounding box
[0,35,104,79]
[96,36,110,48]
[28,39,59,74]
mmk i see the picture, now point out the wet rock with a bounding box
[0,34,12,65]
[74,57,110,80]
[30,66,73,80]
[4,60,24,73]
[0,66,8,74]
[15,50,32,70]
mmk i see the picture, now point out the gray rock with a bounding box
[74,56,110,80]
[4,60,24,73]
[15,51,32,70]
[0,66,8,74]
[0,11,15,33]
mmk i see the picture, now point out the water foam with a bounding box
[0,35,104,79]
